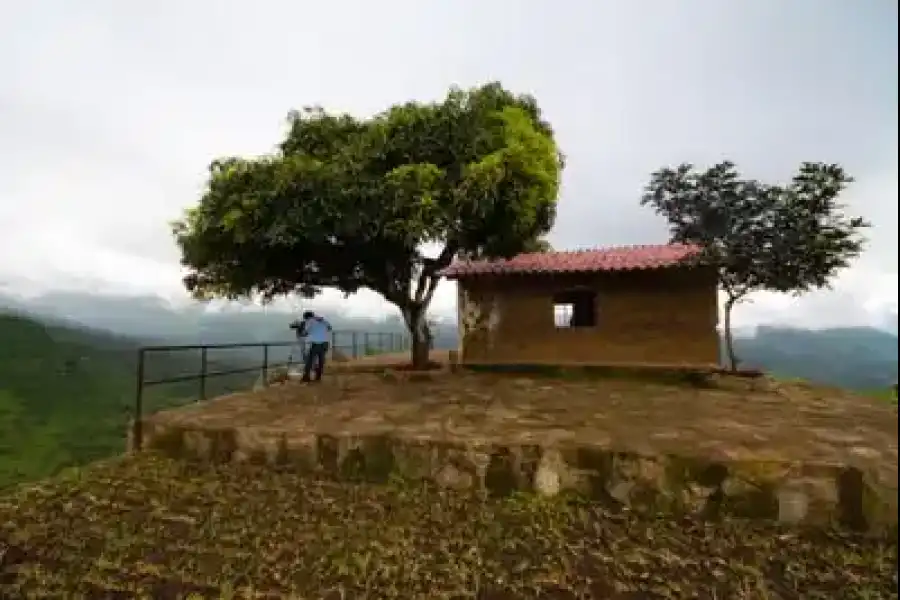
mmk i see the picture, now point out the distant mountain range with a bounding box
[0,290,456,347]
[733,325,897,390]
[1,290,896,391]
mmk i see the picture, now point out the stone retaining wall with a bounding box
[136,421,897,533]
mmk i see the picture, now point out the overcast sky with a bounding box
[1,0,897,329]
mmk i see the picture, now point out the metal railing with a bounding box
[132,330,408,450]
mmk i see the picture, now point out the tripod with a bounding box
[287,341,307,371]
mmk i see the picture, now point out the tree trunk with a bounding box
[402,304,432,370]
[410,326,431,369]
[723,297,738,371]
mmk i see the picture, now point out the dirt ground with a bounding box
[146,368,898,491]
[2,454,896,599]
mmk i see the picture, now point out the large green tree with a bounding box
[173,83,564,367]
[641,161,868,370]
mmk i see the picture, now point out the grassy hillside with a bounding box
[0,312,259,488]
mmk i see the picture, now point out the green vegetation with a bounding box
[642,161,868,370]
[0,313,258,489]
[864,387,899,405]
[0,309,408,489]
[0,453,895,598]
[173,82,563,368]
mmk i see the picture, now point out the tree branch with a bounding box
[421,274,441,308]
[413,265,430,304]
[413,244,457,304]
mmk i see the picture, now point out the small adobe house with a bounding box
[441,243,720,367]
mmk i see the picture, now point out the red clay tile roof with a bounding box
[440,243,702,279]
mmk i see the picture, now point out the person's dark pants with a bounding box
[302,342,329,381]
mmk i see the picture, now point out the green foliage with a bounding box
[641,161,869,369]
[0,313,256,489]
[520,236,553,253]
[173,83,564,365]
[863,387,898,405]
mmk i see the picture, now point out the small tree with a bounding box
[641,161,868,370]
[173,83,563,368]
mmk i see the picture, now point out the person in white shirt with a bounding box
[290,310,333,382]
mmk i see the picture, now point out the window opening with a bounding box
[552,289,597,328]
[553,303,573,327]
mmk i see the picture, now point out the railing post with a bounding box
[331,330,337,359]
[363,332,370,356]
[199,346,208,401]
[133,348,146,451]
[352,331,359,358]
[262,344,269,387]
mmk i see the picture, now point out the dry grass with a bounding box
[1,453,896,599]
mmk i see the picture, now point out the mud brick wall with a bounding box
[457,266,720,366]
